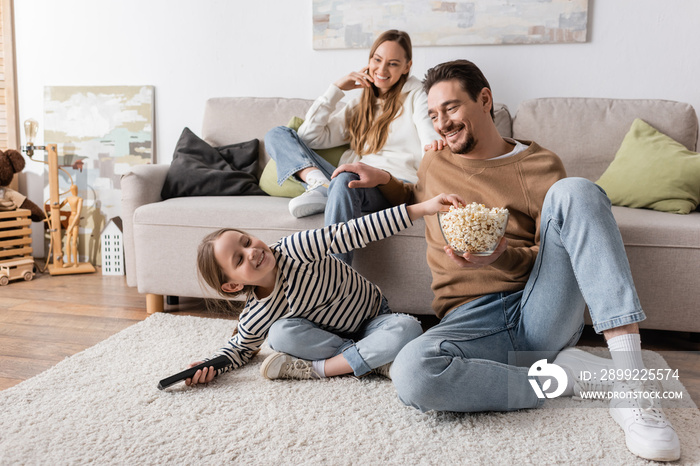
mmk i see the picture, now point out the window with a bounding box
[0,0,19,184]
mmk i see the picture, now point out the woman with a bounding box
[264,29,439,264]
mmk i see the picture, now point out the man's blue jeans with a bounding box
[264,126,393,264]
[391,178,646,412]
[266,297,423,376]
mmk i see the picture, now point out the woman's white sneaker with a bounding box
[288,180,328,218]
[609,380,681,461]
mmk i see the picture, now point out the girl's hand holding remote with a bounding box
[184,361,216,386]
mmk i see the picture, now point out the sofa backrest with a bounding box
[493,103,513,139]
[512,98,699,181]
[202,97,314,174]
[201,96,513,174]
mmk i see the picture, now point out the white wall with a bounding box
[14,0,700,252]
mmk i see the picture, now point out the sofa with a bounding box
[121,96,700,333]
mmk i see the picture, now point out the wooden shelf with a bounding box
[0,208,32,261]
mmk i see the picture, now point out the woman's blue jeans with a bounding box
[264,126,393,264]
[391,178,646,413]
[266,298,423,377]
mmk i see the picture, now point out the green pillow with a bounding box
[595,118,700,214]
[259,116,349,198]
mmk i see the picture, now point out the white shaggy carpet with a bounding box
[1,313,698,465]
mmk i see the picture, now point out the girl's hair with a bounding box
[346,29,412,157]
[197,228,255,300]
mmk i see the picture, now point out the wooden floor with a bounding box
[0,271,223,390]
[1,270,699,404]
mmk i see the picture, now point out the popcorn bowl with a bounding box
[438,203,509,256]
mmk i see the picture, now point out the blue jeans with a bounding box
[264,126,393,264]
[266,297,423,376]
[391,178,646,413]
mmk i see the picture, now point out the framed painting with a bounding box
[43,85,154,264]
[313,0,588,49]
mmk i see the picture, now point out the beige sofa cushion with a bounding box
[202,97,315,176]
[612,205,700,248]
[512,98,699,181]
[132,194,433,312]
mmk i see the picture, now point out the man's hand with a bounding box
[444,236,507,269]
[331,162,391,189]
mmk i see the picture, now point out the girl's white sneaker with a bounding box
[372,362,392,379]
[260,351,321,380]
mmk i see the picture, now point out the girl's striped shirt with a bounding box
[213,204,412,371]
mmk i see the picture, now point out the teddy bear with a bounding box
[0,149,46,222]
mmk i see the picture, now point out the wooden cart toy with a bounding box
[0,208,35,285]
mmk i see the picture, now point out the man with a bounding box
[332,60,681,462]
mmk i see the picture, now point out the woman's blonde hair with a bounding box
[346,30,412,157]
[197,228,255,301]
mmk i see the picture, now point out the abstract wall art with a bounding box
[313,0,588,49]
[43,85,154,263]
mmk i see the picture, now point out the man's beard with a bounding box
[444,121,477,155]
[448,134,476,155]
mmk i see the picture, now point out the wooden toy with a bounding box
[100,217,124,275]
[0,257,34,285]
[22,120,95,276]
[60,184,82,268]
[0,208,35,285]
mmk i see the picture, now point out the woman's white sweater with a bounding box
[297,75,440,184]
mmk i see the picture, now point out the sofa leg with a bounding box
[146,293,164,314]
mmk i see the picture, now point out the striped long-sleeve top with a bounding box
[213,204,413,371]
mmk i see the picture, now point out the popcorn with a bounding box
[439,203,509,255]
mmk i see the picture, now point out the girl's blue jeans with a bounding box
[264,126,393,264]
[391,177,646,413]
[266,297,423,376]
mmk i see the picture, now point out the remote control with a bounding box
[157,355,231,390]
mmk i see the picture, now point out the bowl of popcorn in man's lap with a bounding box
[438,203,509,256]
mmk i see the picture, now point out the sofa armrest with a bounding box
[121,164,170,287]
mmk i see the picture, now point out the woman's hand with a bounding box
[184,361,216,386]
[424,139,445,152]
[334,66,375,92]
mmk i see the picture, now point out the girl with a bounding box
[185,193,464,386]
[264,29,440,264]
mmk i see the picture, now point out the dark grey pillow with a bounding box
[161,127,266,199]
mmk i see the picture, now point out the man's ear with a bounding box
[221,282,244,294]
[479,87,493,114]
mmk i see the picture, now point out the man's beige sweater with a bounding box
[380,141,566,318]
